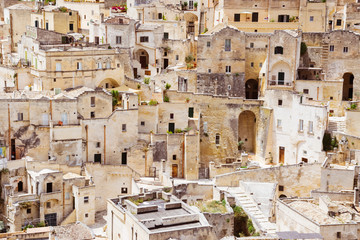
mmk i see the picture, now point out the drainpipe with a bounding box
[62,182,65,219]
[7,104,11,161]
[85,125,88,163]
[103,125,106,165]
[182,133,185,178]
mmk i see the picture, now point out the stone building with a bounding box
[107,190,216,240]
[30,6,80,35]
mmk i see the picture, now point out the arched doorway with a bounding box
[342,73,354,100]
[184,13,198,36]
[18,181,23,192]
[245,79,258,99]
[238,111,256,153]
[97,78,120,89]
[135,49,149,69]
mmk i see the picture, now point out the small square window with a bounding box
[259,63,262,67]
[279,185,284,191]
[343,47,348,53]
[170,113,174,119]
[46,202,51,208]
[337,232,341,238]
[250,43,254,48]
[122,124,126,132]
[121,187,128,194]
[310,16,314,22]
[303,89,309,94]
[96,142,100,148]
[18,113,23,121]
[208,69,211,73]
[175,55,179,61]
[329,45,334,52]
[336,19,342,26]
[250,62,254,67]
[215,134,220,145]
[207,41,211,47]
[91,112,95,118]
[91,96,95,107]
[54,78,56,82]
[84,196,89,203]
[330,96,333,100]
[85,213,89,218]
[278,100,283,106]
[141,121,145,126]
[225,66,231,73]
[173,155,176,160]
[27,208,31,214]
[277,119,282,127]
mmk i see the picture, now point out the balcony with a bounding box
[268,80,293,88]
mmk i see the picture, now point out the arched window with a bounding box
[106,61,111,69]
[274,46,283,54]
[18,181,23,192]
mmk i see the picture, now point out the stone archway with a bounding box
[184,12,198,35]
[342,72,354,100]
[238,111,256,153]
[135,49,149,69]
[245,79,258,99]
[97,78,120,89]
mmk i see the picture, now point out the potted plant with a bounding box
[183,1,188,10]
[194,2,198,9]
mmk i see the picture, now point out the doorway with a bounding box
[168,123,175,133]
[279,147,285,164]
[45,213,57,226]
[342,73,354,100]
[94,154,101,163]
[164,58,169,69]
[11,139,15,160]
[172,164,178,178]
[18,181,23,192]
[140,56,147,69]
[46,182,53,193]
[121,152,127,165]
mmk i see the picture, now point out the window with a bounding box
[228,85,231,90]
[97,62,102,69]
[337,232,341,238]
[252,12,259,22]
[56,62,62,71]
[94,154,101,163]
[250,62,254,67]
[46,22,49,30]
[170,113,174,119]
[343,47,349,53]
[91,112,95,118]
[92,10,94,15]
[121,187,128,194]
[35,20,38,28]
[274,46,283,54]
[188,107,194,118]
[163,32,169,39]
[250,42,254,48]
[116,36,122,44]
[176,55,179,60]
[277,119,282,127]
[121,152,127,165]
[106,62,111,69]
[310,16,314,22]
[91,97,95,107]
[226,65,231,73]
[215,134,220,145]
[329,45,334,52]
[299,119,304,132]
[259,62,262,67]
[27,208,31,214]
[141,121,145,126]
[225,39,231,51]
[234,13,240,22]
[278,15,289,22]
[69,23,74,31]
[308,121,313,133]
[84,196,89,203]
[77,62,82,70]
[18,113,23,121]
[84,15,86,19]
[336,19,342,26]
[122,124,126,132]
[138,13,142,20]
[173,155,177,160]
[279,185,284,191]
[164,51,168,57]
[278,99,283,106]
[69,12,72,16]
[46,202,51,208]
[208,69,211,73]
[85,213,89,218]
[158,13,163,19]
[140,36,149,42]
[303,89,309,94]
[207,41,211,47]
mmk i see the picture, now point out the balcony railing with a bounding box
[268,80,292,86]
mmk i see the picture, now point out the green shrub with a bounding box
[323,132,332,151]
[351,103,357,110]
[331,136,338,149]
[185,54,194,63]
[144,77,150,84]
[175,128,183,133]
[164,95,169,102]
[165,83,171,90]
[149,99,158,106]
[301,42,307,55]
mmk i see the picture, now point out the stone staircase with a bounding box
[222,187,276,235]
[321,42,329,72]
[328,117,346,133]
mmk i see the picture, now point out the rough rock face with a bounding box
[52,222,94,240]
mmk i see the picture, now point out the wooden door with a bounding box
[279,147,285,164]
[172,164,178,178]
[140,56,147,69]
